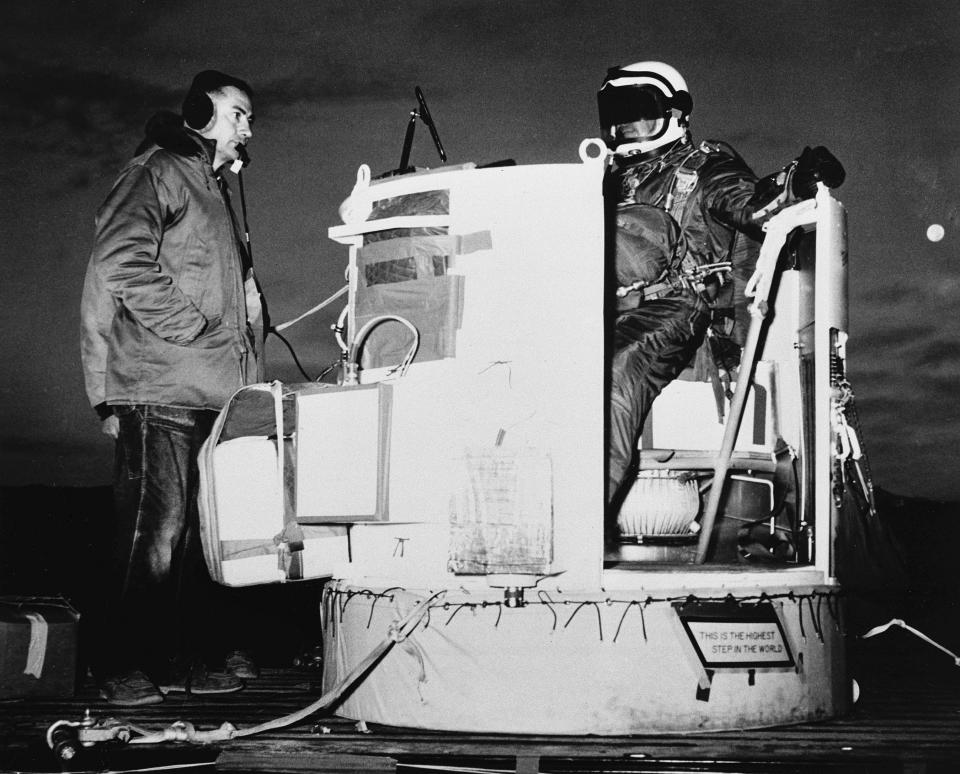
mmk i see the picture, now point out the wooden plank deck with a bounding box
[3,487,960,772]
[2,624,959,774]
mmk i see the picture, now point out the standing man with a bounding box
[81,70,265,705]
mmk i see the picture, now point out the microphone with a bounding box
[230,144,251,175]
[415,86,446,163]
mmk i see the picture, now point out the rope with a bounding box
[274,285,348,333]
[120,590,445,745]
[862,619,960,667]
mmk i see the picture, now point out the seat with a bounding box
[617,360,784,548]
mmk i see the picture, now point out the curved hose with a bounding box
[274,285,349,333]
[122,590,445,745]
[344,314,420,384]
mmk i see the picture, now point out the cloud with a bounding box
[260,71,408,112]
[898,146,960,229]
[925,372,960,401]
[0,51,415,197]
[0,53,179,183]
[860,323,939,351]
[413,2,549,46]
[869,12,960,61]
[910,338,960,370]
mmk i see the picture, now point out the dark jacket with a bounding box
[81,112,264,414]
[608,137,763,345]
[608,138,762,269]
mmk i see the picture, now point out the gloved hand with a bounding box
[790,145,845,199]
[749,145,845,222]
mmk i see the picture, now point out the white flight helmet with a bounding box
[598,61,692,155]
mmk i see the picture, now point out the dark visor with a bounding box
[598,84,668,126]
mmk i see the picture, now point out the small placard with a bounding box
[676,600,794,669]
[448,448,553,575]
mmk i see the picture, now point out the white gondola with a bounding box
[199,138,853,733]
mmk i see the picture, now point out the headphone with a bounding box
[182,71,222,130]
[181,70,254,131]
[182,91,213,131]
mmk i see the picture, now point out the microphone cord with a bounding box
[236,169,253,262]
[269,327,314,382]
[235,166,339,384]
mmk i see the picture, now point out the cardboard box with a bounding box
[0,596,79,699]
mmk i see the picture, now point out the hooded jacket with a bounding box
[81,112,264,416]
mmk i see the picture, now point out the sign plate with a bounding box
[676,600,795,669]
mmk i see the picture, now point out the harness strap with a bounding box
[665,143,714,225]
[615,271,685,302]
[213,382,305,580]
[271,381,305,579]
[665,143,733,288]
[617,261,732,304]
[665,146,709,224]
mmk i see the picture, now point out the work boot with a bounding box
[157,663,243,695]
[99,670,164,706]
[224,649,260,680]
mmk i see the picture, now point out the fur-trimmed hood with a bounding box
[134,110,216,162]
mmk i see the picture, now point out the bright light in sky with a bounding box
[927,223,945,242]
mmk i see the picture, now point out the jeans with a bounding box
[608,292,710,512]
[98,404,226,681]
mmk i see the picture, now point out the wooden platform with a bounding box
[2,620,959,774]
[3,486,959,771]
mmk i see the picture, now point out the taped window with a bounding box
[353,188,491,371]
[355,235,464,369]
[364,254,448,286]
[364,189,450,245]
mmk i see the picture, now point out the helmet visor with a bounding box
[598,84,668,127]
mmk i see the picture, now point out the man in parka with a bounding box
[81,70,265,705]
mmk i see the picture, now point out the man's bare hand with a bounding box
[101,415,120,439]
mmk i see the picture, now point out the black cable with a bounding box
[234,169,338,385]
[235,169,319,385]
[268,328,313,381]
[236,169,253,263]
[314,360,342,383]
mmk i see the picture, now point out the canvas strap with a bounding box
[215,381,305,580]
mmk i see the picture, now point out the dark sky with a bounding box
[2,1,959,501]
